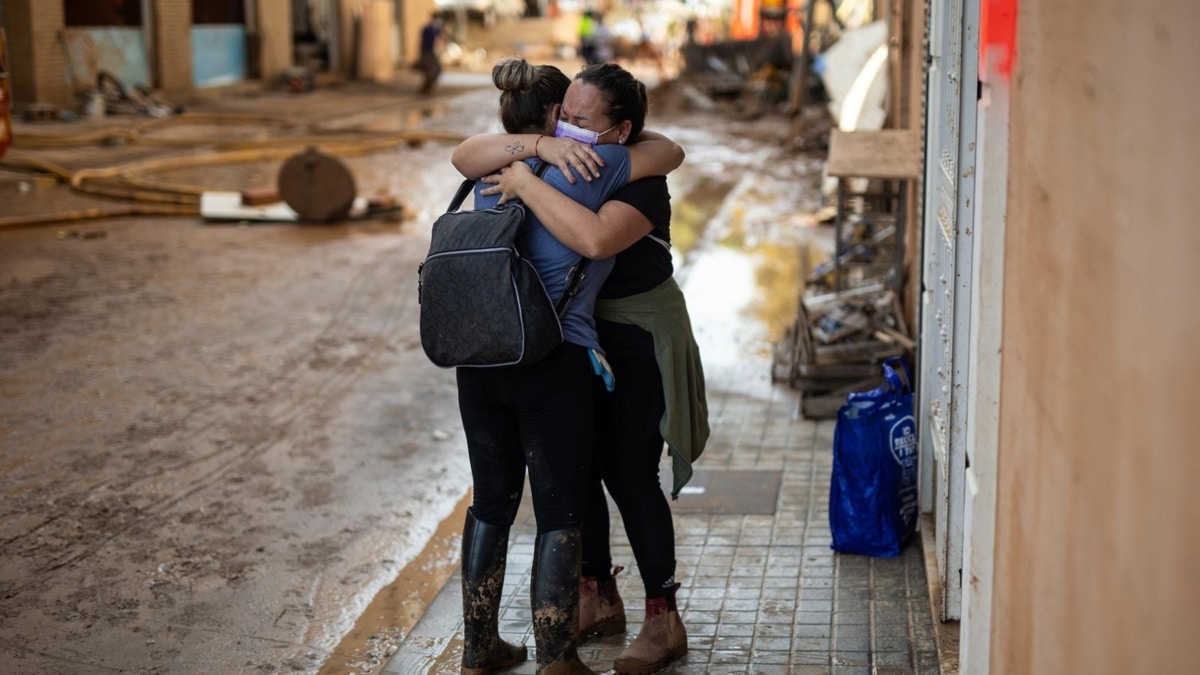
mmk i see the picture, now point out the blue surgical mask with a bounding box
[554,119,618,146]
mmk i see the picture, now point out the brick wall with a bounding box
[2,0,71,107]
[150,0,192,94]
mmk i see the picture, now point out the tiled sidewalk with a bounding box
[383,365,938,675]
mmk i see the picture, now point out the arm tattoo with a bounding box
[504,141,526,156]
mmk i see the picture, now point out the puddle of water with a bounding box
[673,159,830,386]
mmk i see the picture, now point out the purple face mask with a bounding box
[554,119,618,146]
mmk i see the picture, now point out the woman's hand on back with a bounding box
[480,160,537,205]
[537,137,604,184]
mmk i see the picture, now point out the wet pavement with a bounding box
[379,265,938,675]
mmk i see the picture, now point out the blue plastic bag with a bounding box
[829,357,919,557]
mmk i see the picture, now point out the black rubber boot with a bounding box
[531,528,597,675]
[461,509,528,675]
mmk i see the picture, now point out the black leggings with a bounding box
[457,342,595,535]
[582,319,677,599]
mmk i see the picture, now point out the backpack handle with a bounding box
[446,178,476,212]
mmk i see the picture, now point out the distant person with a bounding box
[751,16,793,107]
[589,13,614,65]
[579,10,597,65]
[418,14,444,95]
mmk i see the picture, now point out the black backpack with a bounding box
[418,168,587,368]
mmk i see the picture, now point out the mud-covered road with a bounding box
[0,72,830,673]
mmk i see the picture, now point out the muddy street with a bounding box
[0,75,830,673]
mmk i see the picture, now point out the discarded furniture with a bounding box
[774,129,922,418]
[826,129,921,294]
[774,285,913,418]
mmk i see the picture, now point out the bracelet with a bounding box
[534,135,542,159]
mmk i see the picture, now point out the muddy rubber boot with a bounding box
[576,566,626,644]
[612,587,687,675]
[531,528,597,675]
[461,510,528,675]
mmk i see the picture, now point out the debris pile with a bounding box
[773,284,914,419]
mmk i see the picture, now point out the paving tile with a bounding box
[833,634,872,652]
[794,624,832,638]
[874,650,917,667]
[685,608,721,625]
[794,611,833,626]
[792,650,834,665]
[709,649,752,664]
[751,649,792,664]
[832,650,872,666]
[717,622,758,638]
[790,666,834,674]
[723,598,764,611]
[756,619,794,636]
[793,636,833,651]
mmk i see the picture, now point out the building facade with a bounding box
[0,0,427,108]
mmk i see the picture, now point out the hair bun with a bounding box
[492,57,537,92]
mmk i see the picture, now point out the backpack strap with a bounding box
[448,162,585,317]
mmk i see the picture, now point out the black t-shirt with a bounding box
[599,176,673,299]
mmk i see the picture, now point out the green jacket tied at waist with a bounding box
[595,277,710,499]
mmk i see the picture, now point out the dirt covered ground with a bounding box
[0,58,831,673]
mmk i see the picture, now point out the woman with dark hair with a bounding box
[463,63,708,675]
[450,58,684,675]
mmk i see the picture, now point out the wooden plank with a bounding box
[827,129,923,179]
[813,339,907,364]
[795,362,882,379]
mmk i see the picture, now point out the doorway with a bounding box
[192,0,248,87]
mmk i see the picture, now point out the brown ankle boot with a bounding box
[577,566,626,643]
[612,590,687,675]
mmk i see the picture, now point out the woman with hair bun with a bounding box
[459,61,707,675]
[449,58,683,675]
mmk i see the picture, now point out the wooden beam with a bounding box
[827,128,923,179]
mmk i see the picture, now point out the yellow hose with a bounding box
[1,123,466,225]
[64,131,464,188]
[2,155,74,181]
[11,110,455,148]
[117,175,207,197]
[0,205,199,229]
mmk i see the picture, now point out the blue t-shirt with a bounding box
[472,144,631,352]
